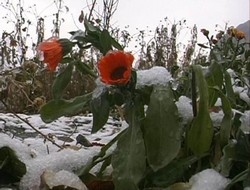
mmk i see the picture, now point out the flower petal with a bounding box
[98,51,134,85]
[37,37,63,71]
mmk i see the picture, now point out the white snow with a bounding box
[234,86,250,106]
[20,148,99,189]
[92,66,172,99]
[240,110,250,134]
[189,169,230,190]
[175,96,193,124]
[136,66,172,88]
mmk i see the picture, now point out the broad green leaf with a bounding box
[224,70,236,106]
[143,84,181,171]
[0,146,26,184]
[209,86,233,147]
[100,29,112,55]
[145,155,199,187]
[90,89,110,133]
[61,57,74,64]
[40,93,92,123]
[111,37,123,50]
[217,88,233,147]
[187,65,213,156]
[205,61,223,107]
[112,101,146,190]
[52,64,73,99]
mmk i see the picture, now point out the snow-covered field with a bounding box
[0,112,126,189]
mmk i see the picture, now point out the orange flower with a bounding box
[37,37,74,71]
[228,27,245,40]
[98,51,134,85]
[235,31,245,40]
[37,37,63,71]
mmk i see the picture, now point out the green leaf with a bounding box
[111,37,123,51]
[100,29,112,55]
[205,61,223,107]
[224,70,236,106]
[40,93,92,123]
[146,155,199,187]
[187,65,213,156]
[52,64,73,99]
[220,140,236,177]
[0,146,26,184]
[90,89,110,133]
[61,57,74,64]
[209,86,233,147]
[112,101,146,190]
[143,84,181,171]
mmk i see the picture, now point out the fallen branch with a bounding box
[0,99,63,150]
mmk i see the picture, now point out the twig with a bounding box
[87,0,97,21]
[0,99,63,149]
[62,120,78,146]
[9,79,34,105]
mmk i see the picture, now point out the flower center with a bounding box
[111,67,127,80]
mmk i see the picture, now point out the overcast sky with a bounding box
[0,0,249,52]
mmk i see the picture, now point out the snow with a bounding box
[189,169,230,190]
[175,96,193,124]
[240,110,250,134]
[92,66,172,99]
[136,66,172,88]
[234,86,250,106]
[20,148,99,189]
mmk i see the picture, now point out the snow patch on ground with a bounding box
[0,113,125,190]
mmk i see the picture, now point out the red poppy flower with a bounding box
[37,37,63,71]
[98,51,134,85]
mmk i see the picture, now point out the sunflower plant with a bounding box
[38,18,250,190]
